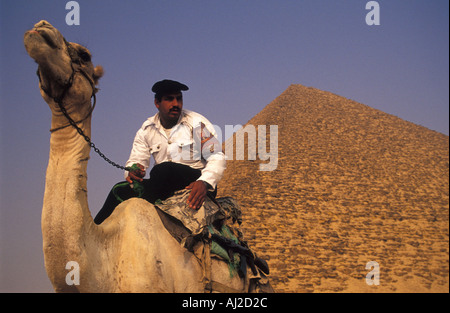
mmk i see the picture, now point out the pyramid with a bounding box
[218,84,449,292]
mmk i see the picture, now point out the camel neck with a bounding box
[42,118,94,269]
[49,111,91,154]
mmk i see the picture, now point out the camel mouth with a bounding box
[24,21,63,51]
[26,27,59,49]
[36,28,59,49]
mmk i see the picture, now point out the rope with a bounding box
[112,164,145,202]
[207,225,242,278]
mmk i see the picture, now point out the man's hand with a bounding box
[186,180,208,210]
[126,163,145,184]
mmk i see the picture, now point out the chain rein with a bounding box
[57,101,132,172]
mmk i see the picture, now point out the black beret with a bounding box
[151,79,189,95]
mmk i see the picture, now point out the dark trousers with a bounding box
[94,162,214,224]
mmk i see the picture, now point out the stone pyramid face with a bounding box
[218,84,449,292]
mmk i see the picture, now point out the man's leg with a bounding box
[144,162,202,203]
[94,162,216,224]
[94,182,138,224]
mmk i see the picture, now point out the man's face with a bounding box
[155,92,183,128]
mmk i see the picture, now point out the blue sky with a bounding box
[1,0,448,292]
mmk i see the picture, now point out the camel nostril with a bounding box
[34,20,51,28]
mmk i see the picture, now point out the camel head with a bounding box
[24,20,103,117]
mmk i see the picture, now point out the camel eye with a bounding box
[79,51,91,62]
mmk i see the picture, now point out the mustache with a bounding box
[169,107,181,112]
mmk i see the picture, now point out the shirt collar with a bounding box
[143,110,190,130]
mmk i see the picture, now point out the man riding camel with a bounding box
[95,79,225,224]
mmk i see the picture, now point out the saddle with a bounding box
[153,190,273,293]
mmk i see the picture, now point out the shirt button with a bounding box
[168,140,172,144]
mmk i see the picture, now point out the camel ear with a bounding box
[93,65,104,85]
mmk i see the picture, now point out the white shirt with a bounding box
[125,109,226,189]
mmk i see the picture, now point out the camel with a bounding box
[24,20,255,292]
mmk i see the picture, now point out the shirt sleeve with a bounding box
[197,155,226,190]
[195,121,226,189]
[124,128,151,179]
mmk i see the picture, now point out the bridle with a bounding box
[37,38,131,172]
[38,38,96,133]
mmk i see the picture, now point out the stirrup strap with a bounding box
[201,239,246,293]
